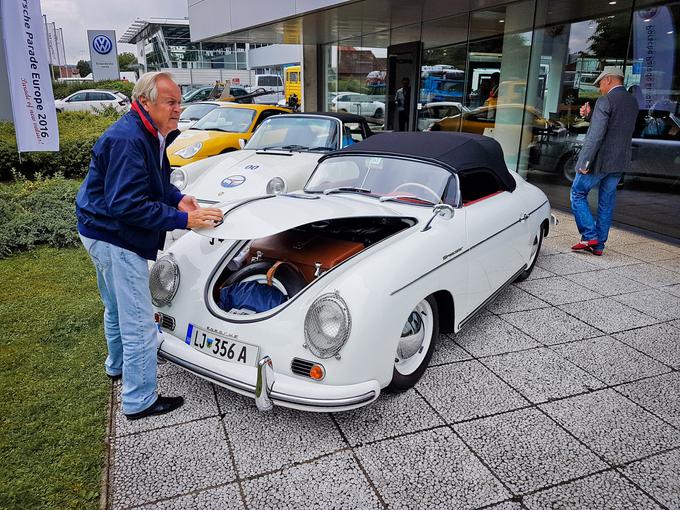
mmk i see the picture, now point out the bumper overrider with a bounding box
[157,332,380,412]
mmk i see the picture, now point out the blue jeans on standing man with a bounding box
[80,234,158,414]
[570,171,622,252]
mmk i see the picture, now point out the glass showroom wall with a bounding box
[525,0,680,238]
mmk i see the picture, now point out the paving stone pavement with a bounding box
[105,214,680,509]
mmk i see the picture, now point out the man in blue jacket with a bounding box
[76,72,223,420]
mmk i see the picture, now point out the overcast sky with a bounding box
[41,0,188,63]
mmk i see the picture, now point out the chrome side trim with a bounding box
[159,350,377,409]
[458,265,526,329]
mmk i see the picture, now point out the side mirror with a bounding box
[422,204,455,232]
[238,138,246,149]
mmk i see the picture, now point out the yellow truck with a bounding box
[284,65,302,110]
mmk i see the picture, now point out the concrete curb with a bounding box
[99,381,117,510]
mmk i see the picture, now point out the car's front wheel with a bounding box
[387,295,439,392]
[515,224,544,282]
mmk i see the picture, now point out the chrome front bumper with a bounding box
[158,338,380,413]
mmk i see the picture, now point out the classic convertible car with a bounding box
[151,132,554,412]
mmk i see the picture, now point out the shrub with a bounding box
[51,79,135,99]
[0,110,120,181]
[0,174,81,258]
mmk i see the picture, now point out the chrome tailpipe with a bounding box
[255,356,274,411]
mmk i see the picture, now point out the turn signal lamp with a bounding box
[309,364,325,380]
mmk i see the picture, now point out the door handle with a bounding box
[520,213,529,222]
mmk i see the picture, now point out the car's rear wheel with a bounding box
[387,295,439,392]
[515,224,544,282]
[374,108,384,119]
[558,151,578,183]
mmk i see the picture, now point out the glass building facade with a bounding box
[320,0,679,240]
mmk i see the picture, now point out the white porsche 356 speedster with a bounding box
[151,132,555,412]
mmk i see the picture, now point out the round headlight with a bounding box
[149,255,180,306]
[266,176,287,195]
[174,142,202,159]
[170,168,188,190]
[304,293,351,359]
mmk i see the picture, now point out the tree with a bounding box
[118,52,138,71]
[76,60,91,77]
[587,16,630,66]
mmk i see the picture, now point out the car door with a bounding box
[459,168,527,312]
[65,92,87,111]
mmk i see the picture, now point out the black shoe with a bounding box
[106,372,122,381]
[124,396,184,421]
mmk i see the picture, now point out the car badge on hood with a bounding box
[221,175,246,188]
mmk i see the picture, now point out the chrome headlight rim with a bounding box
[149,254,180,307]
[304,292,351,359]
[174,142,203,159]
[266,176,287,195]
[170,167,188,190]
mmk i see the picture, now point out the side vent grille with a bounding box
[159,313,176,332]
[291,358,315,378]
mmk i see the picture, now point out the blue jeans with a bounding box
[80,235,158,414]
[570,172,621,251]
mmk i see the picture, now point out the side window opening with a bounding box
[458,168,504,204]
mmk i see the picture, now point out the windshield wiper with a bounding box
[379,195,437,206]
[307,146,336,151]
[322,186,372,196]
[280,144,309,151]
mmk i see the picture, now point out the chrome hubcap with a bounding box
[395,299,434,376]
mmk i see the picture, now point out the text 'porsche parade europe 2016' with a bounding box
[1,0,59,151]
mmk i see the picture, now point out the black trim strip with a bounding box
[458,265,527,329]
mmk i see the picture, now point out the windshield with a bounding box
[192,107,256,133]
[305,155,457,206]
[246,116,340,151]
[179,103,218,122]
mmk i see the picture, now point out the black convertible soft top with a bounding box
[328,131,516,192]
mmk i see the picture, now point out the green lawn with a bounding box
[0,247,109,510]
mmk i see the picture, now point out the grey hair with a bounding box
[131,71,175,103]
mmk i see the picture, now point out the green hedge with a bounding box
[0,110,120,181]
[0,174,81,258]
[51,79,135,99]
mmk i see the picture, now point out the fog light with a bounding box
[309,364,325,380]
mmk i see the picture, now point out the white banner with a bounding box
[1,0,59,152]
[87,29,119,81]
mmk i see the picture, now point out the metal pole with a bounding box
[58,28,66,78]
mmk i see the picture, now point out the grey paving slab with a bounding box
[216,388,344,477]
[536,253,601,276]
[558,297,660,334]
[114,370,219,437]
[430,333,473,365]
[516,276,602,306]
[416,361,528,423]
[583,249,645,270]
[523,470,661,510]
[136,483,244,510]
[454,408,607,493]
[662,283,680,298]
[156,359,186,379]
[242,451,381,510]
[612,289,680,321]
[356,428,511,509]
[500,307,603,346]
[525,264,555,281]
[613,323,680,369]
[656,256,680,274]
[541,389,680,465]
[485,502,523,510]
[564,268,651,297]
[622,449,680,510]
[334,389,443,446]
[542,234,575,255]
[111,417,235,508]
[485,285,551,314]
[604,232,659,248]
[614,263,680,288]
[617,372,680,429]
[607,241,678,262]
[483,348,604,404]
[453,314,542,357]
[551,336,669,385]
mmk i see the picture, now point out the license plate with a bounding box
[187,324,259,366]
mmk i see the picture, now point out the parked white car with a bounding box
[332,92,385,118]
[55,89,130,113]
[177,101,223,131]
[151,132,555,412]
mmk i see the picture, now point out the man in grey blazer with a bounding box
[570,66,639,256]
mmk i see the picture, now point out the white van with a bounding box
[246,74,284,104]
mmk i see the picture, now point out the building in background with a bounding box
[188,0,679,241]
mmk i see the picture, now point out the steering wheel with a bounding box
[392,183,442,204]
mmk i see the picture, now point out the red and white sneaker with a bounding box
[571,239,599,251]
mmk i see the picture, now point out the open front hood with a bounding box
[194,193,418,240]
[188,150,323,203]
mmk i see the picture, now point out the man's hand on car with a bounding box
[186,207,223,229]
[178,195,200,212]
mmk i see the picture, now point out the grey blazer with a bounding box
[576,86,639,174]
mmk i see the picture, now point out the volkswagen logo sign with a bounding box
[221,175,246,188]
[92,35,113,55]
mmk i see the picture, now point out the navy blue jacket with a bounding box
[76,101,188,260]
